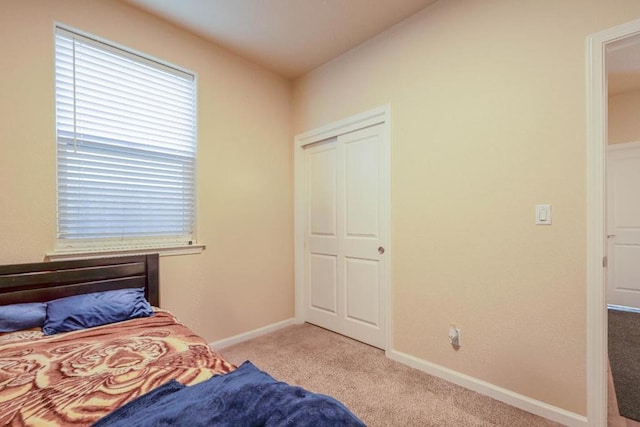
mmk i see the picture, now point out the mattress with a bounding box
[0,310,234,426]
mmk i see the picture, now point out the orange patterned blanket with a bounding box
[0,310,234,426]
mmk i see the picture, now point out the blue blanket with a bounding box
[94,361,365,427]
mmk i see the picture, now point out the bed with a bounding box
[0,255,364,426]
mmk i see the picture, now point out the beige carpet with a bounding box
[220,323,562,427]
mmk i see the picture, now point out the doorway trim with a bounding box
[293,105,391,351]
[587,18,640,427]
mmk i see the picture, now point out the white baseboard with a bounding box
[209,318,298,350]
[387,350,588,427]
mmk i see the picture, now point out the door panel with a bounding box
[302,123,388,349]
[306,139,339,323]
[345,257,380,326]
[612,245,640,291]
[345,133,380,237]
[607,143,640,308]
[308,145,337,236]
[339,126,384,347]
[309,254,338,314]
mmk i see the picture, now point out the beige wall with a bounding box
[293,0,640,415]
[0,0,294,342]
[609,89,640,144]
[4,0,640,418]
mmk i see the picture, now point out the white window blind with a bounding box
[55,27,197,252]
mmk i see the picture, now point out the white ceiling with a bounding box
[607,33,640,96]
[122,0,438,79]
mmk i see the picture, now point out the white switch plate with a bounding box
[535,204,552,225]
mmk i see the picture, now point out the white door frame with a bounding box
[586,18,640,427]
[294,105,391,351]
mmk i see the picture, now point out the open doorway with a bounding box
[586,18,640,427]
[606,34,640,310]
[605,32,640,426]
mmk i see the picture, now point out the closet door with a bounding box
[303,124,387,349]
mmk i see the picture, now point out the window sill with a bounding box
[46,244,205,261]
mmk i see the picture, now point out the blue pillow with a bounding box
[0,302,47,332]
[43,288,153,335]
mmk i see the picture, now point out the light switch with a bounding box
[535,204,552,225]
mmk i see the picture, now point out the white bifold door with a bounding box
[301,123,388,349]
[607,142,640,309]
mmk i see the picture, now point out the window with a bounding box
[54,26,198,255]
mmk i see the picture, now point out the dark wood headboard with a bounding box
[0,254,159,306]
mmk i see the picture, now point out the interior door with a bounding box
[607,142,640,309]
[303,123,388,349]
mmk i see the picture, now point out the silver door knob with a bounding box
[378,246,385,254]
